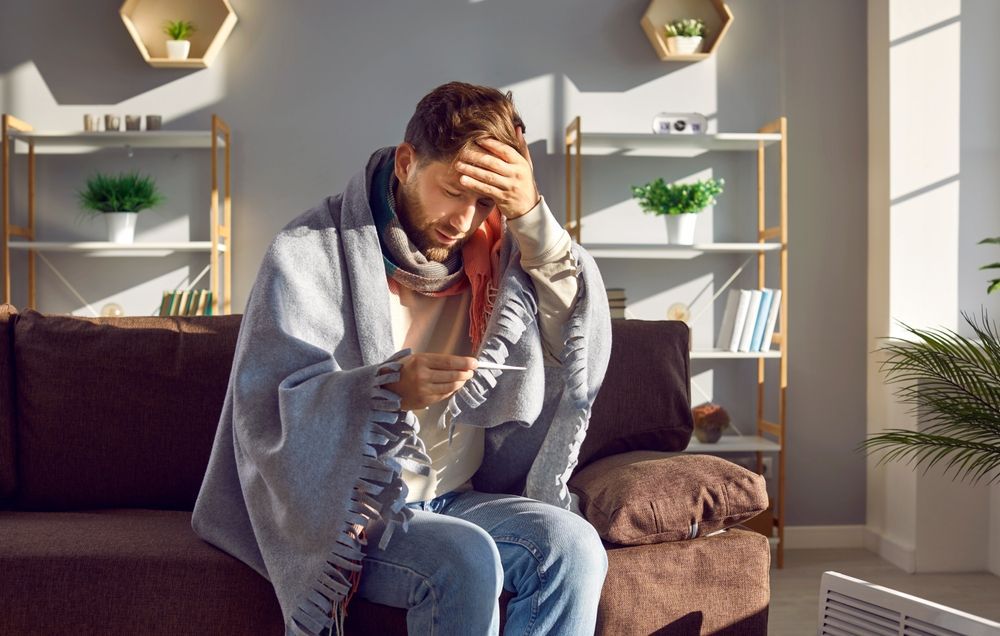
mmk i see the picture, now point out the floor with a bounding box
[768,548,1000,635]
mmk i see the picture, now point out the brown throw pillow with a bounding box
[568,451,768,545]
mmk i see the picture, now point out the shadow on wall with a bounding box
[1,0,196,104]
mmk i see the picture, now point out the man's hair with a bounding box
[404,81,526,167]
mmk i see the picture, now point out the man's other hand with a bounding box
[383,353,478,411]
[453,126,540,221]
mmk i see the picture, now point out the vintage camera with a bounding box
[651,112,708,135]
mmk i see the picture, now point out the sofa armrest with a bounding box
[568,450,768,545]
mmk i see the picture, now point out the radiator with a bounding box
[818,571,1000,636]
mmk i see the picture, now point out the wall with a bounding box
[0,0,869,527]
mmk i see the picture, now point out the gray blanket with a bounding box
[191,146,611,636]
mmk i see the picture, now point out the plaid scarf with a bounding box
[370,152,502,351]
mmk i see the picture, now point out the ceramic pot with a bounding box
[166,40,191,60]
[667,35,703,55]
[104,212,138,244]
[665,213,698,245]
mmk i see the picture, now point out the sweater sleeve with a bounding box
[505,196,580,365]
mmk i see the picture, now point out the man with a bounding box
[191,82,612,636]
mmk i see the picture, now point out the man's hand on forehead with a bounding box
[453,126,540,220]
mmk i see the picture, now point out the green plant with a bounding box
[78,171,165,214]
[665,18,706,38]
[860,308,1000,485]
[630,177,724,216]
[978,236,1000,294]
[163,19,196,41]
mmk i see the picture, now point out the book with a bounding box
[737,289,763,352]
[715,289,740,350]
[195,290,209,316]
[749,288,774,352]
[760,288,782,351]
[172,290,190,317]
[727,289,753,352]
[159,291,173,317]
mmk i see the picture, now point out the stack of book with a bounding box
[159,289,214,317]
[607,288,627,319]
[715,287,781,353]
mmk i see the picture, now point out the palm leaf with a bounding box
[862,308,1000,484]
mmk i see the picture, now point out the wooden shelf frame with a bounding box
[640,0,734,62]
[565,114,789,567]
[119,0,238,69]
[1,113,234,315]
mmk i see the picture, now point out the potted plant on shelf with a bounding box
[664,18,707,55]
[630,176,724,245]
[163,19,197,60]
[78,171,165,244]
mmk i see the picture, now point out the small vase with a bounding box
[104,212,139,244]
[166,40,191,60]
[667,35,703,55]
[665,213,698,245]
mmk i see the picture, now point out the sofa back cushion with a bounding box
[576,319,693,469]
[0,304,18,501]
[10,310,241,511]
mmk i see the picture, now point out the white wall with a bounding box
[0,0,870,526]
[867,0,1000,574]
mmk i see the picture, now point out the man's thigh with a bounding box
[438,489,603,591]
[355,507,501,609]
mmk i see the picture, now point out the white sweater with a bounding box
[390,196,579,503]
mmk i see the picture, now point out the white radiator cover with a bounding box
[818,571,1000,636]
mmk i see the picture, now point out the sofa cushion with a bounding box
[598,528,770,635]
[0,305,17,502]
[576,319,693,469]
[0,509,285,635]
[568,450,768,545]
[10,310,241,511]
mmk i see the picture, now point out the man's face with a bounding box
[394,143,496,263]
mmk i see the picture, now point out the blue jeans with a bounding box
[353,489,608,635]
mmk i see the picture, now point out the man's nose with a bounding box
[446,201,478,233]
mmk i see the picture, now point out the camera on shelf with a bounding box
[651,112,708,135]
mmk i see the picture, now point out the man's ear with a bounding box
[395,142,418,184]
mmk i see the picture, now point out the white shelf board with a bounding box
[8,241,224,257]
[9,130,225,154]
[682,435,781,453]
[691,348,782,359]
[584,242,782,259]
[570,132,781,157]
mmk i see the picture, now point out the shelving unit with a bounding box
[119,0,238,69]
[640,0,734,62]
[565,115,789,567]
[1,113,233,315]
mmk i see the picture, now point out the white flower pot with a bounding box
[104,212,139,244]
[166,40,191,60]
[665,213,698,245]
[667,35,703,55]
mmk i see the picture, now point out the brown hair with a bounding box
[404,81,526,167]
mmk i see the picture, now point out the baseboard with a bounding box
[783,525,866,549]
[863,526,916,573]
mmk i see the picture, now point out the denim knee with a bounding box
[542,511,609,584]
[426,522,504,605]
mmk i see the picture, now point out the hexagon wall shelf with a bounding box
[640,0,733,62]
[120,0,237,69]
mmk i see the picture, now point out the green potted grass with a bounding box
[665,18,707,55]
[163,19,197,60]
[630,177,724,244]
[78,171,165,244]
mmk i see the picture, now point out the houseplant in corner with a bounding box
[78,171,164,244]
[664,18,707,55]
[630,176,724,245]
[861,242,1000,485]
[163,19,197,60]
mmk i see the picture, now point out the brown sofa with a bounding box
[0,304,770,635]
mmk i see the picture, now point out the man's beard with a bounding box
[395,181,468,263]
